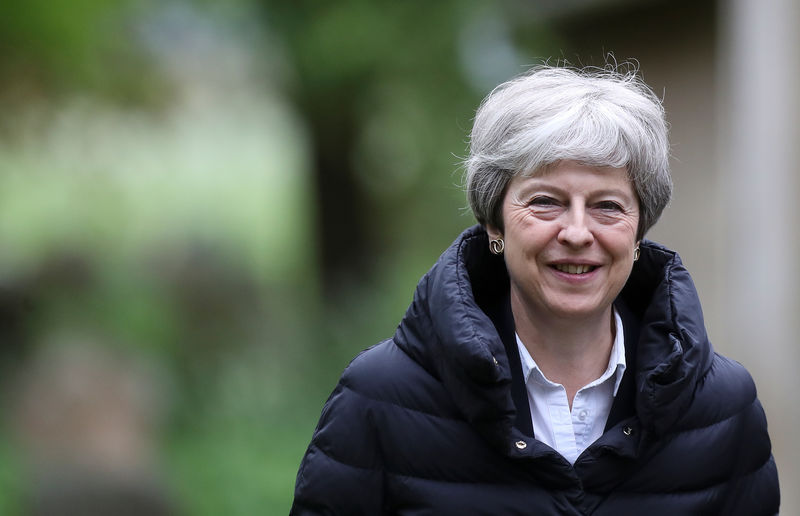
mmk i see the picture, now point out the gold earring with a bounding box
[633,245,640,262]
[489,238,505,255]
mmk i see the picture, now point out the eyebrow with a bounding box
[515,180,635,201]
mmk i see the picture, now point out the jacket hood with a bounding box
[393,226,515,448]
[620,239,715,435]
[393,225,715,445]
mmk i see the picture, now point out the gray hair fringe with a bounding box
[464,63,672,239]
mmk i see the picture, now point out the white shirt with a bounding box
[515,309,626,465]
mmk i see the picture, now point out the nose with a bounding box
[557,207,594,248]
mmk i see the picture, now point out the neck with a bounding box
[511,291,615,408]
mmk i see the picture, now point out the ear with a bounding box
[485,224,503,241]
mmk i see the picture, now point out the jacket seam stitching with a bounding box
[339,378,463,421]
[670,396,757,433]
[614,457,773,496]
[312,442,383,473]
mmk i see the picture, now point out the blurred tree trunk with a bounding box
[259,2,378,298]
[302,88,371,297]
[259,0,481,298]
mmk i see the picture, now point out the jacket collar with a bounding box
[393,226,516,449]
[393,226,715,448]
[620,240,715,435]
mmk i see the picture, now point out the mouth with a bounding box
[550,263,598,275]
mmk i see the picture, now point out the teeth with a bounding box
[554,264,593,274]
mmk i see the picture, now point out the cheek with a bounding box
[506,222,555,257]
[599,228,638,259]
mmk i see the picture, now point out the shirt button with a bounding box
[578,410,588,421]
[515,440,527,450]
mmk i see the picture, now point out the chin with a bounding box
[545,299,610,320]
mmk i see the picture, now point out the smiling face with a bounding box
[487,160,640,323]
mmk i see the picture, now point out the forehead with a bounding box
[512,161,634,195]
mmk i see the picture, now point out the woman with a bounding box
[291,65,780,514]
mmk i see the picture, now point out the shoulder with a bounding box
[665,352,769,442]
[341,339,414,391]
[296,341,418,477]
[670,352,773,475]
[633,353,779,511]
[337,339,461,419]
[294,339,462,487]
[683,352,759,426]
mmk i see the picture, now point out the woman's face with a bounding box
[487,160,639,322]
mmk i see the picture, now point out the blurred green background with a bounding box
[0,0,561,513]
[2,0,797,514]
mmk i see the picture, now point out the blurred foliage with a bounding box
[0,0,172,111]
[0,0,560,514]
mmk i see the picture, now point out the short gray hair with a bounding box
[464,64,672,239]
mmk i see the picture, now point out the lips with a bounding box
[551,263,598,275]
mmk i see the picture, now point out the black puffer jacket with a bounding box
[291,225,779,515]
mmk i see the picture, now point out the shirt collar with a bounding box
[515,307,627,396]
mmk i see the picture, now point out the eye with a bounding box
[529,196,559,207]
[595,200,624,212]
